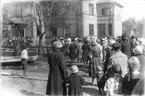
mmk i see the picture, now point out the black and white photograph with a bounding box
[0,0,145,96]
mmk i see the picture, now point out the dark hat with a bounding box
[108,64,122,74]
[112,43,121,50]
[122,35,128,40]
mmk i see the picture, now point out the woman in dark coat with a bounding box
[82,40,91,66]
[69,40,77,63]
[46,40,67,96]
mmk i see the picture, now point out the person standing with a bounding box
[133,46,145,74]
[69,39,78,63]
[108,43,128,77]
[64,65,84,96]
[104,64,122,96]
[121,35,131,58]
[82,39,91,67]
[89,40,103,85]
[46,40,67,96]
[20,45,29,78]
[77,39,83,63]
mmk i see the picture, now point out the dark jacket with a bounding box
[46,50,67,96]
[131,76,145,96]
[122,73,143,95]
[65,73,84,96]
[121,40,131,58]
[69,43,77,60]
[82,43,90,58]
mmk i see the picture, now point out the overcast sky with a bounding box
[117,0,145,21]
[2,0,145,21]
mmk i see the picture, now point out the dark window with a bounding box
[102,8,112,16]
[98,24,105,38]
[51,27,57,36]
[89,24,94,36]
[108,24,112,36]
[89,3,94,15]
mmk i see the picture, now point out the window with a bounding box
[108,24,112,36]
[102,8,112,16]
[98,24,105,38]
[89,24,94,36]
[89,3,94,15]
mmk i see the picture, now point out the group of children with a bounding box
[63,56,144,96]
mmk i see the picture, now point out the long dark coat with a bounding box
[46,50,67,96]
[69,43,77,60]
[82,43,90,61]
[121,40,131,58]
[65,73,84,96]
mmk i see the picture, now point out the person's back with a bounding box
[108,43,128,77]
[121,40,131,58]
[131,76,145,96]
[122,56,143,95]
[67,73,84,96]
[109,51,128,77]
[69,43,77,53]
[123,73,143,95]
[46,41,67,96]
[64,65,84,96]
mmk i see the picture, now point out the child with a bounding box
[64,65,84,96]
[122,56,143,95]
[104,64,122,96]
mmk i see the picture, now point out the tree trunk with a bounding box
[38,36,43,60]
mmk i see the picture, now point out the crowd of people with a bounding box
[45,35,145,96]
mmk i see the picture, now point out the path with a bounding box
[1,59,100,96]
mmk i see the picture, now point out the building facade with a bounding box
[97,1,123,38]
[2,0,123,39]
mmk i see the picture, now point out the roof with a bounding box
[97,2,124,8]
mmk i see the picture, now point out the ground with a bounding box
[1,56,100,96]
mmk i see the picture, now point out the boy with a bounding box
[20,45,29,78]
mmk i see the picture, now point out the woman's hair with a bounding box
[128,56,141,71]
[107,64,122,81]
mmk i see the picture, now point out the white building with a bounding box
[2,0,123,39]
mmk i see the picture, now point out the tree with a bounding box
[122,18,144,37]
[32,0,81,57]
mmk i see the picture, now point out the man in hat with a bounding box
[108,43,128,77]
[46,40,67,96]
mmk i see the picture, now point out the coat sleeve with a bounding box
[59,53,67,79]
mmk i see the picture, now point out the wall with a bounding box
[113,5,122,37]
[82,0,98,37]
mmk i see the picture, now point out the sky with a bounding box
[117,0,145,21]
[1,0,145,21]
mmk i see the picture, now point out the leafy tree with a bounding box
[123,18,144,37]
